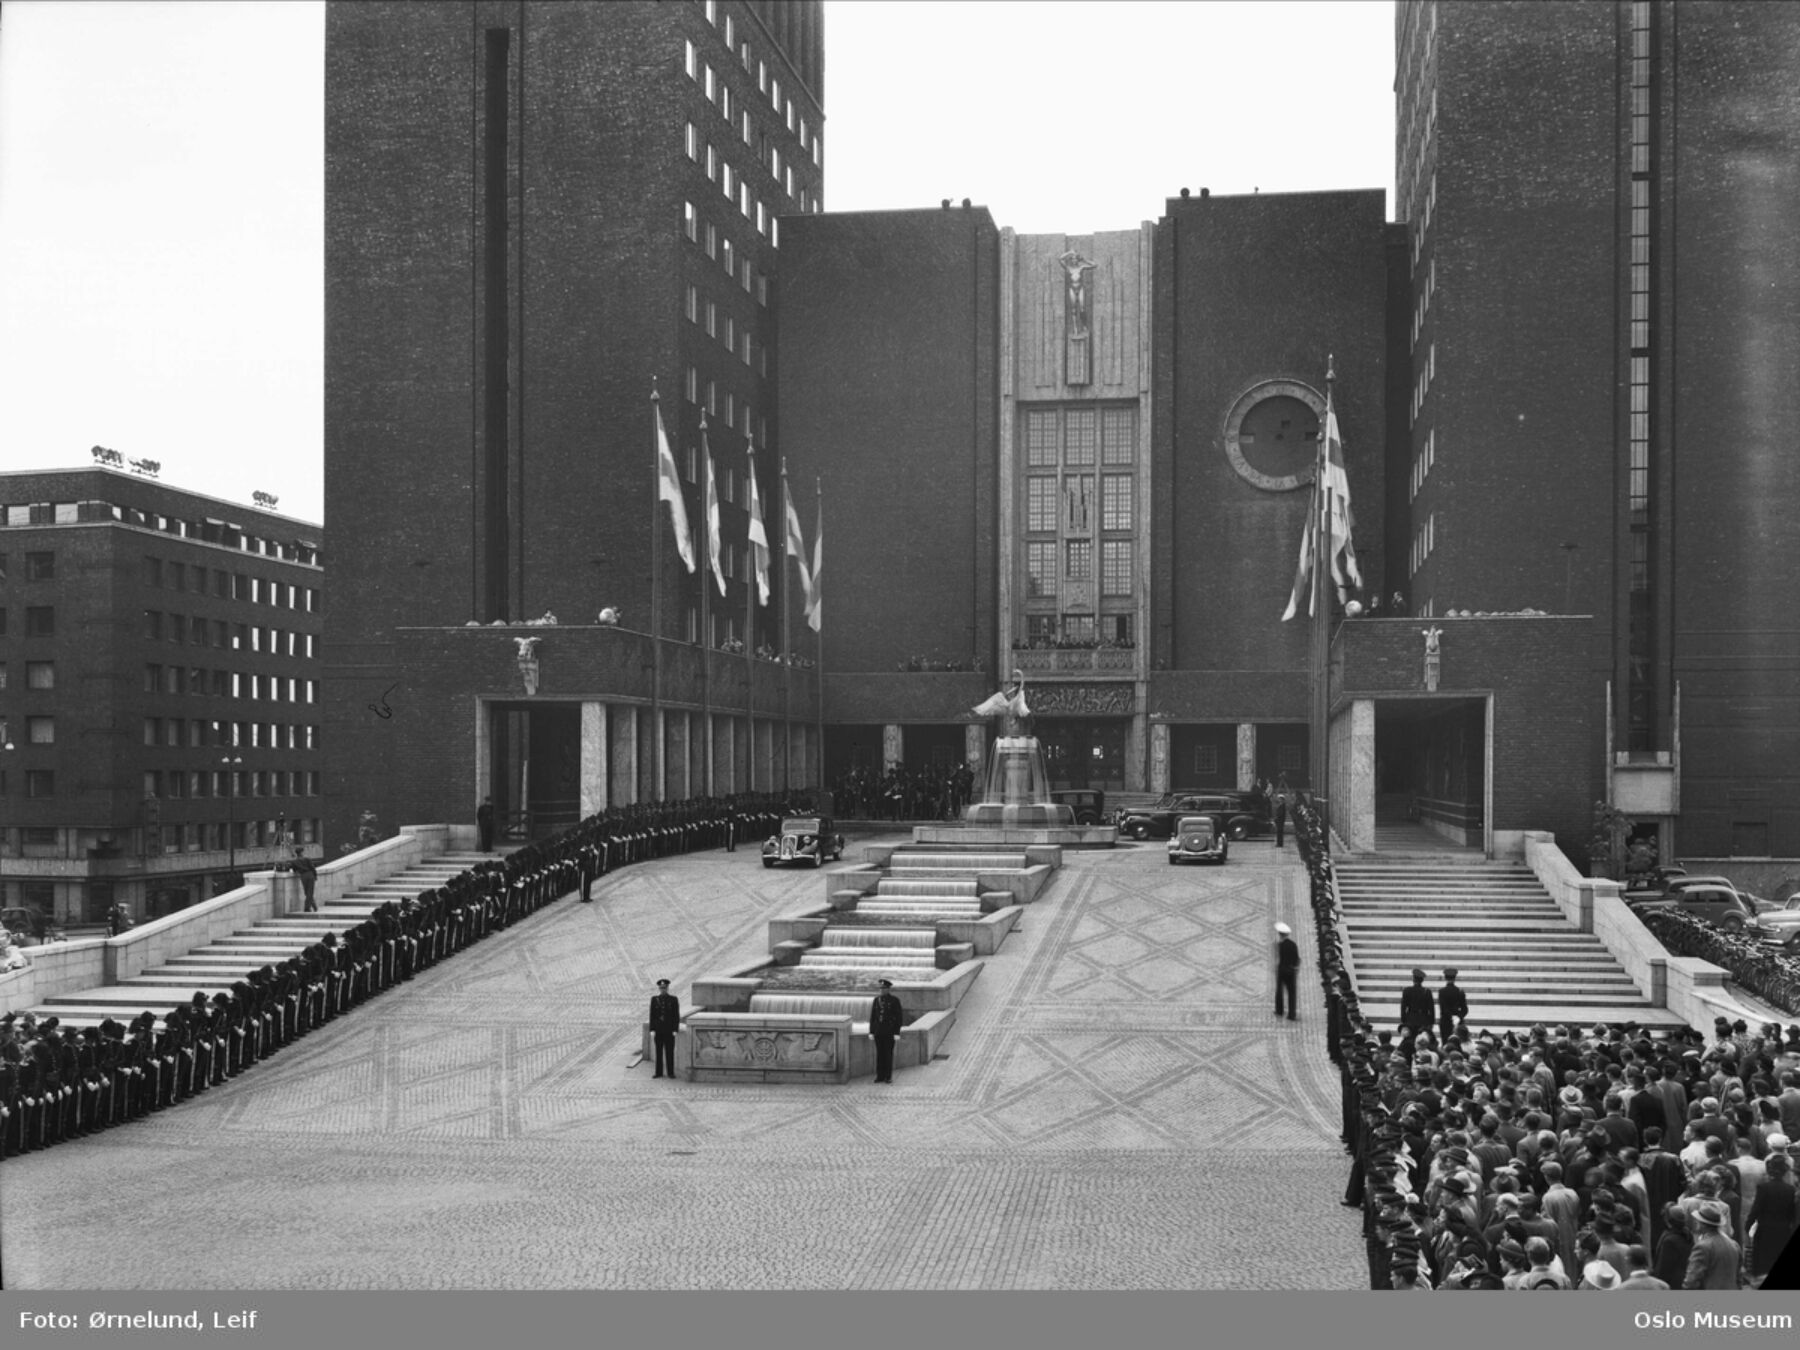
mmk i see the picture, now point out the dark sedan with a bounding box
[1115,792,1272,841]
[762,816,845,869]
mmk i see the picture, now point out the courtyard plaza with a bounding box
[2,835,1367,1290]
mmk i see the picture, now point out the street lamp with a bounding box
[0,733,14,912]
[221,754,243,882]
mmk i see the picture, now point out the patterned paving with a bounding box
[0,837,1366,1290]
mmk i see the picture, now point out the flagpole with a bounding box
[814,476,824,799]
[780,455,793,795]
[1312,355,1335,836]
[650,382,664,807]
[700,417,714,799]
[744,438,757,798]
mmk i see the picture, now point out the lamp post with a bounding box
[0,732,14,912]
[221,754,243,884]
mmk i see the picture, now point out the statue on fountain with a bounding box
[965,670,1072,827]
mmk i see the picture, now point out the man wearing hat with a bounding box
[1400,968,1434,1037]
[648,979,680,1080]
[1274,922,1300,1022]
[869,979,904,1084]
[1682,1201,1741,1289]
[1437,968,1468,1042]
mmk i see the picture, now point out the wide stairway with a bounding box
[843,847,1025,920]
[28,853,493,1030]
[1336,857,1686,1031]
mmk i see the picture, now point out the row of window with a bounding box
[1023,613,1134,645]
[1025,540,1133,599]
[1409,511,1437,579]
[146,555,319,612]
[0,551,55,581]
[1024,475,1133,535]
[1410,258,1436,351]
[1409,342,1436,426]
[0,660,56,691]
[1189,742,1305,777]
[139,712,319,749]
[143,818,320,855]
[683,366,767,448]
[144,768,321,800]
[143,611,318,657]
[1410,428,1437,503]
[694,4,821,164]
[685,285,764,373]
[1410,171,1438,273]
[0,606,56,636]
[3,770,55,798]
[0,501,318,564]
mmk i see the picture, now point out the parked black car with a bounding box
[762,816,846,869]
[1115,792,1272,841]
[1049,789,1107,826]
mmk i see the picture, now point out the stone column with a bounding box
[712,714,733,794]
[667,712,689,800]
[610,705,638,807]
[883,723,904,770]
[1236,722,1257,790]
[652,708,666,801]
[580,702,608,817]
[1147,720,1168,794]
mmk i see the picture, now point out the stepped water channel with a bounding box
[674,843,1058,1083]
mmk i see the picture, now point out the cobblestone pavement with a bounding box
[1,837,1366,1290]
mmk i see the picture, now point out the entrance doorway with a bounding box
[1035,718,1126,791]
[1374,697,1488,848]
[489,703,582,840]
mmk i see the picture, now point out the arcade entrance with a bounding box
[1373,696,1488,849]
[488,702,582,840]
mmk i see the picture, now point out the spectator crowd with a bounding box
[830,762,977,822]
[1293,799,1800,1290]
[0,792,799,1159]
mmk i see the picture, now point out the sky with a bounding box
[0,0,1395,527]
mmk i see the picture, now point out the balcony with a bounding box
[1012,645,1138,676]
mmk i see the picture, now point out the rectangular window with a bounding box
[1065,409,1096,465]
[1194,746,1219,776]
[1025,410,1057,467]
[145,556,163,587]
[1066,539,1093,580]
[1101,408,1135,464]
[1026,542,1057,598]
[1101,541,1132,596]
[1026,477,1057,533]
[1101,475,1133,531]
[24,551,54,580]
[684,200,698,242]
[1026,614,1058,643]
[27,716,54,745]
[24,606,54,637]
[26,661,54,690]
[144,610,163,640]
[685,121,698,160]
[25,770,53,799]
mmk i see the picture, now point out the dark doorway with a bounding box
[1035,718,1126,791]
[490,703,582,839]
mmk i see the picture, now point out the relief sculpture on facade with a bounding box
[1027,682,1136,716]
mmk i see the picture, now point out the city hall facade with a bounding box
[322,1,1800,866]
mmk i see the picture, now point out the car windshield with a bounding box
[783,818,820,833]
[1177,817,1215,834]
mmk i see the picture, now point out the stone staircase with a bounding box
[843,847,1026,921]
[1336,857,1686,1032]
[27,853,494,1030]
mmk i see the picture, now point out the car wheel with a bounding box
[1720,913,1744,932]
[1230,821,1249,841]
[762,859,774,869]
[1131,822,1149,841]
[813,854,824,869]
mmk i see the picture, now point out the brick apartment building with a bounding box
[0,468,324,928]
[325,0,1797,865]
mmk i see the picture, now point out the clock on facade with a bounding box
[1221,379,1324,492]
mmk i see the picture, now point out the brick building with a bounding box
[324,0,825,848]
[0,468,323,927]
[324,0,1797,866]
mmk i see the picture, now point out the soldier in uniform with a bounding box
[870,978,904,1084]
[1438,968,1469,1042]
[1400,968,1435,1038]
[649,979,681,1080]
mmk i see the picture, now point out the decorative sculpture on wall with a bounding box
[514,636,542,696]
[1058,249,1097,386]
[1421,625,1443,693]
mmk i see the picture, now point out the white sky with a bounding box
[0,0,1395,527]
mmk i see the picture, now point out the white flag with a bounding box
[655,401,694,572]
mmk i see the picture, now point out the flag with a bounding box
[1320,397,1362,600]
[780,458,813,610]
[701,421,725,597]
[1281,384,1360,620]
[746,444,770,606]
[805,486,822,632]
[655,400,694,572]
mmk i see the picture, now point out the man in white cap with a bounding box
[1274,922,1300,1022]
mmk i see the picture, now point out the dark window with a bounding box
[24,606,54,637]
[145,556,163,587]
[144,610,163,640]
[25,770,53,798]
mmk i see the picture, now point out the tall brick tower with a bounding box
[1391,0,1800,858]
[324,1,825,847]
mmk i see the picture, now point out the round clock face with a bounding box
[1222,380,1324,491]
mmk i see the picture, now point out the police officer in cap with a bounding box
[869,979,904,1084]
[1400,968,1435,1036]
[1438,967,1469,1042]
[1274,922,1301,1021]
[648,979,680,1080]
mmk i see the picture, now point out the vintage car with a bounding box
[1751,885,1800,948]
[762,816,845,869]
[1626,877,1759,934]
[1167,815,1228,866]
[1116,791,1272,842]
[0,905,64,947]
[1048,788,1107,826]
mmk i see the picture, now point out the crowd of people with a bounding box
[829,762,977,822]
[0,792,802,1159]
[1292,799,1800,1290]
